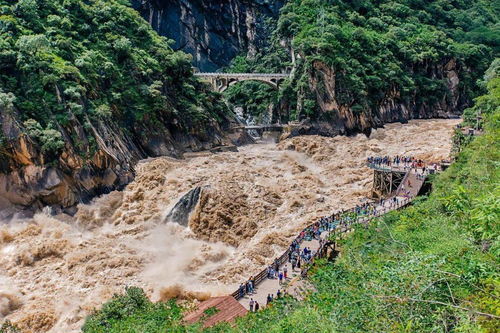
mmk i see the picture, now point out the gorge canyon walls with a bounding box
[289,58,466,137]
[0,105,228,217]
[132,0,285,71]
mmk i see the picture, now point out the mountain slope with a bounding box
[224,0,499,134]
[0,0,230,215]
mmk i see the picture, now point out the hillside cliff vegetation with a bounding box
[0,0,230,214]
[226,0,499,135]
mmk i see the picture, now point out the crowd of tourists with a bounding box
[235,156,437,309]
[367,155,440,174]
[238,279,255,299]
[367,155,421,167]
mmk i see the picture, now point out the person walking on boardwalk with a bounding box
[277,289,282,298]
[255,301,260,312]
[247,278,254,294]
[278,271,284,285]
[239,284,244,298]
[267,294,272,305]
[249,298,254,312]
[284,265,288,279]
[291,258,296,271]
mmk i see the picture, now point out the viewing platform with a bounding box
[186,157,442,327]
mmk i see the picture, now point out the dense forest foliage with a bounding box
[77,59,499,332]
[226,0,499,123]
[0,0,227,160]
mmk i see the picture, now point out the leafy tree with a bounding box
[0,0,228,164]
[227,0,498,123]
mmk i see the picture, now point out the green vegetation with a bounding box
[226,0,498,122]
[463,58,500,128]
[82,287,186,333]
[0,0,227,159]
[0,321,19,333]
[79,60,499,332]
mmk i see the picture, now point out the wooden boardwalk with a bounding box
[183,296,248,328]
[186,161,432,328]
[235,166,427,310]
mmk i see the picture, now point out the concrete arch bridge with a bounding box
[194,72,289,93]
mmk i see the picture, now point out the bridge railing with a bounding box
[194,73,290,78]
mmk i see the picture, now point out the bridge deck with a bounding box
[194,72,289,78]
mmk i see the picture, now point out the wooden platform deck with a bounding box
[183,296,248,328]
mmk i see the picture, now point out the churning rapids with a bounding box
[0,119,460,332]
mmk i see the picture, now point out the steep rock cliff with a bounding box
[0,105,228,218]
[225,0,496,136]
[291,58,466,137]
[132,0,285,71]
[0,0,234,216]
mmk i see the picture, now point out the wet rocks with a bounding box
[165,186,205,226]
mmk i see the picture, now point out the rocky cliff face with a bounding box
[132,0,285,71]
[285,58,466,138]
[0,106,229,218]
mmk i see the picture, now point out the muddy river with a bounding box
[0,119,460,332]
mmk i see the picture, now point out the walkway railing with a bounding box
[230,159,442,300]
[300,197,413,277]
[230,195,414,300]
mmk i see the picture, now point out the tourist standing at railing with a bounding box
[239,284,244,298]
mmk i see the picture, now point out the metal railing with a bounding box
[230,195,414,300]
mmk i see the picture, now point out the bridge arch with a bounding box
[194,73,289,93]
[221,77,280,92]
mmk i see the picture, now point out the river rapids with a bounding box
[0,119,460,332]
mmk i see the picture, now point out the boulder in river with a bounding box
[165,186,205,226]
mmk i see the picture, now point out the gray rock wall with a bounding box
[132,0,285,71]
